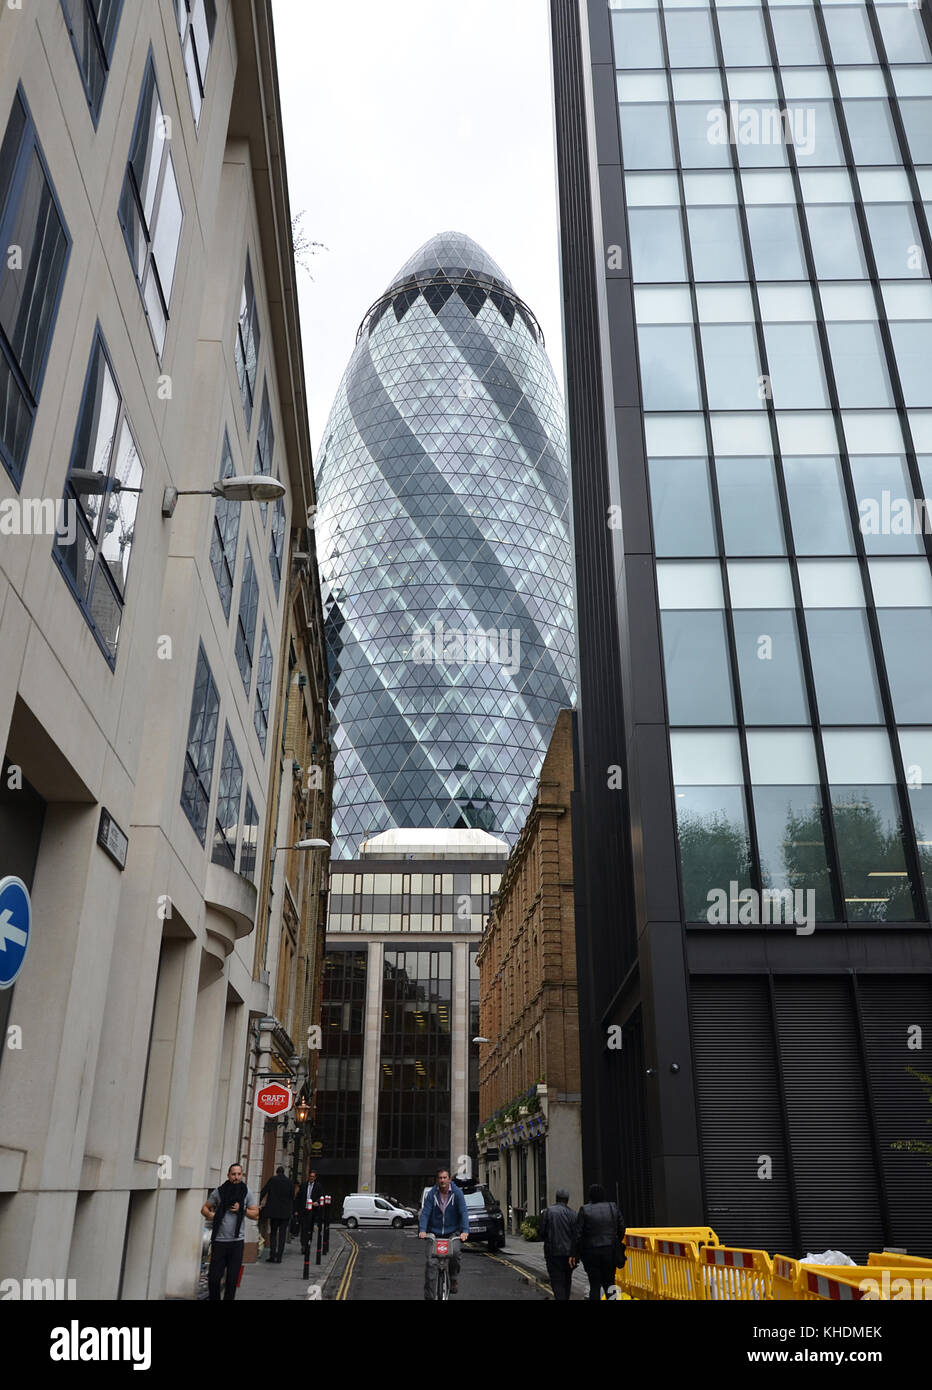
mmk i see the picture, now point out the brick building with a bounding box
[476,708,583,1227]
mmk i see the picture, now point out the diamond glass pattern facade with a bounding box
[315,232,575,858]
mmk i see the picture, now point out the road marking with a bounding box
[336,1232,358,1300]
[483,1248,553,1296]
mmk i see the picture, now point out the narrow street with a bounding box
[336,1229,553,1302]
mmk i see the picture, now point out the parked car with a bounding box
[342,1193,415,1229]
[377,1192,418,1219]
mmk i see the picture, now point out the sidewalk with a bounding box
[236,1229,350,1302]
[490,1238,589,1299]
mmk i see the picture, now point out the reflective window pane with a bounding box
[752,785,837,920]
[806,609,886,723]
[876,6,932,65]
[864,203,926,278]
[746,205,808,278]
[831,785,918,923]
[687,206,748,280]
[825,321,894,409]
[629,208,688,281]
[791,102,844,166]
[662,609,736,724]
[877,609,932,723]
[899,97,932,164]
[675,785,753,921]
[783,456,855,556]
[664,9,718,66]
[612,10,665,67]
[889,322,932,408]
[716,456,786,555]
[733,609,810,723]
[637,324,703,409]
[762,323,830,409]
[843,99,902,166]
[649,457,718,556]
[851,455,924,555]
[677,103,735,168]
[769,7,823,66]
[804,203,867,279]
[701,323,765,409]
[822,6,877,65]
[620,103,676,168]
[718,9,771,66]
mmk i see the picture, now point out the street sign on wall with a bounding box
[0,876,31,990]
[255,1083,292,1117]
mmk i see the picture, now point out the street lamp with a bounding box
[161,474,287,518]
[269,837,330,865]
[295,1097,311,1125]
[473,1037,490,1044]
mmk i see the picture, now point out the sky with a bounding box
[271,0,565,455]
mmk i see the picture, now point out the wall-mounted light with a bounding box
[161,475,287,518]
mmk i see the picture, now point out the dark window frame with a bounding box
[60,0,124,127]
[235,539,259,695]
[211,723,243,868]
[52,326,143,669]
[209,429,240,618]
[181,643,220,846]
[254,620,274,754]
[234,253,260,431]
[175,0,217,128]
[0,85,72,489]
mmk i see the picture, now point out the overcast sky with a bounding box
[271,0,565,455]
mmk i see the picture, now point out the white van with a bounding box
[342,1194,414,1229]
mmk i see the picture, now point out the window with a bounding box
[889,322,932,408]
[628,208,687,281]
[619,103,676,169]
[687,206,747,281]
[239,789,259,880]
[53,333,142,665]
[254,381,274,522]
[637,325,702,410]
[864,203,925,278]
[176,0,217,126]
[804,203,867,279]
[876,6,932,65]
[181,644,220,844]
[235,254,260,429]
[746,205,808,279]
[769,7,823,67]
[118,60,183,357]
[851,456,924,555]
[843,99,902,166]
[60,0,123,123]
[612,9,664,68]
[212,726,243,868]
[663,9,717,67]
[648,457,717,556]
[783,456,854,556]
[0,90,71,487]
[762,323,830,409]
[658,562,735,725]
[747,731,838,920]
[821,6,877,65]
[209,432,240,618]
[718,10,771,67]
[805,608,885,725]
[269,495,286,598]
[716,458,785,556]
[700,324,764,410]
[254,622,274,753]
[235,540,259,693]
[670,731,753,921]
[825,321,894,409]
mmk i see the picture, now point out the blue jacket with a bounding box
[419,1183,469,1237]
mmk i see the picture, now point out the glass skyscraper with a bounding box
[552,0,932,1256]
[315,232,575,859]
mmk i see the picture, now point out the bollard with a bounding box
[315,1199,323,1266]
[323,1194,331,1256]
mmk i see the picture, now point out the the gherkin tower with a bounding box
[315,232,575,858]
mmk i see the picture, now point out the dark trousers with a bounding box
[582,1249,616,1301]
[546,1256,573,1301]
[208,1240,244,1301]
[268,1218,288,1260]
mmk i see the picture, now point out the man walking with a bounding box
[539,1188,576,1301]
[294,1167,325,1256]
[574,1183,625,1302]
[418,1167,469,1299]
[259,1165,294,1263]
[201,1163,259,1301]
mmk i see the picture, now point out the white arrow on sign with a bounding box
[0,908,28,951]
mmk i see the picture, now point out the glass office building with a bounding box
[552,0,932,1256]
[315,233,575,858]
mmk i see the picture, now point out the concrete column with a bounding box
[67,1190,129,1300]
[357,941,383,1192]
[451,941,468,1176]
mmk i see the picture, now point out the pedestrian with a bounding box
[259,1165,294,1263]
[201,1162,259,1301]
[539,1188,577,1301]
[574,1183,625,1302]
[294,1167,325,1256]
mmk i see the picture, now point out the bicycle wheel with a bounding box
[437,1264,449,1302]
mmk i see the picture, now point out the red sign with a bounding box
[256,1083,292,1117]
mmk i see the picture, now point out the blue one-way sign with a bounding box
[0,876,31,990]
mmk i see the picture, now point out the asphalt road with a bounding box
[336,1227,552,1301]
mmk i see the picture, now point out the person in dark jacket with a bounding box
[539,1188,576,1301]
[294,1169,326,1255]
[574,1183,625,1302]
[200,1163,259,1301]
[260,1166,295,1263]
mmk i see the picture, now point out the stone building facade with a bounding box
[477,709,582,1226]
[0,0,323,1299]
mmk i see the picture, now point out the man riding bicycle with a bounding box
[418,1167,469,1299]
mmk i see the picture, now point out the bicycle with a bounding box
[427,1233,463,1301]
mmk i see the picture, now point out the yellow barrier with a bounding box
[611,1230,932,1301]
[701,1245,772,1301]
[772,1254,802,1301]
